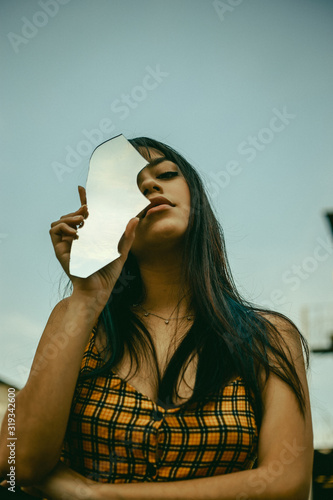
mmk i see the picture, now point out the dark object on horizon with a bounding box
[312,449,333,499]
[325,212,333,237]
[311,335,333,354]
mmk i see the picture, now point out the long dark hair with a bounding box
[79,136,309,429]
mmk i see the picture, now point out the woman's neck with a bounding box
[135,252,191,316]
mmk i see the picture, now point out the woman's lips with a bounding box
[145,204,173,217]
[139,196,175,219]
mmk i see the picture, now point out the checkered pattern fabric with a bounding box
[60,326,258,482]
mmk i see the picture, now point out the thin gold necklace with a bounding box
[132,297,194,325]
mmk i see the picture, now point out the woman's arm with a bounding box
[22,314,313,500]
[0,191,140,486]
[0,293,104,485]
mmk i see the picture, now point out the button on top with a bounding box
[152,409,164,421]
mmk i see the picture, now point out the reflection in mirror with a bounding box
[69,134,148,278]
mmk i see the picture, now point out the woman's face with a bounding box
[130,147,191,257]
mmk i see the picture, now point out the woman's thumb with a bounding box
[118,217,140,257]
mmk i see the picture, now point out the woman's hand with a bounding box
[49,185,140,302]
[19,461,96,500]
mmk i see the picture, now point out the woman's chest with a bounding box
[63,374,258,482]
[95,321,198,407]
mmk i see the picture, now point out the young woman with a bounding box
[0,137,313,499]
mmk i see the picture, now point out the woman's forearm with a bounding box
[10,461,310,500]
[0,292,105,484]
[93,464,309,500]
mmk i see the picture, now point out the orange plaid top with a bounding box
[60,326,258,482]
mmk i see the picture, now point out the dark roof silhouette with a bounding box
[326,212,333,236]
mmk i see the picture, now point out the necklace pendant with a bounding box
[144,312,149,317]
[165,320,169,324]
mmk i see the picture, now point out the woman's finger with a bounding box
[50,222,78,239]
[59,204,88,221]
[78,185,87,206]
[118,217,140,258]
[51,215,84,229]
[21,485,44,497]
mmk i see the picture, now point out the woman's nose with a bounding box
[140,178,162,197]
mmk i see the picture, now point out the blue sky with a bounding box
[1,0,333,401]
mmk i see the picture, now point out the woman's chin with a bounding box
[132,226,186,255]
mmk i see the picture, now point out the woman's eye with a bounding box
[157,171,179,179]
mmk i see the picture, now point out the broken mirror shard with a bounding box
[69,134,148,278]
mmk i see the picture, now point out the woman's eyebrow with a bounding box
[136,157,168,184]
